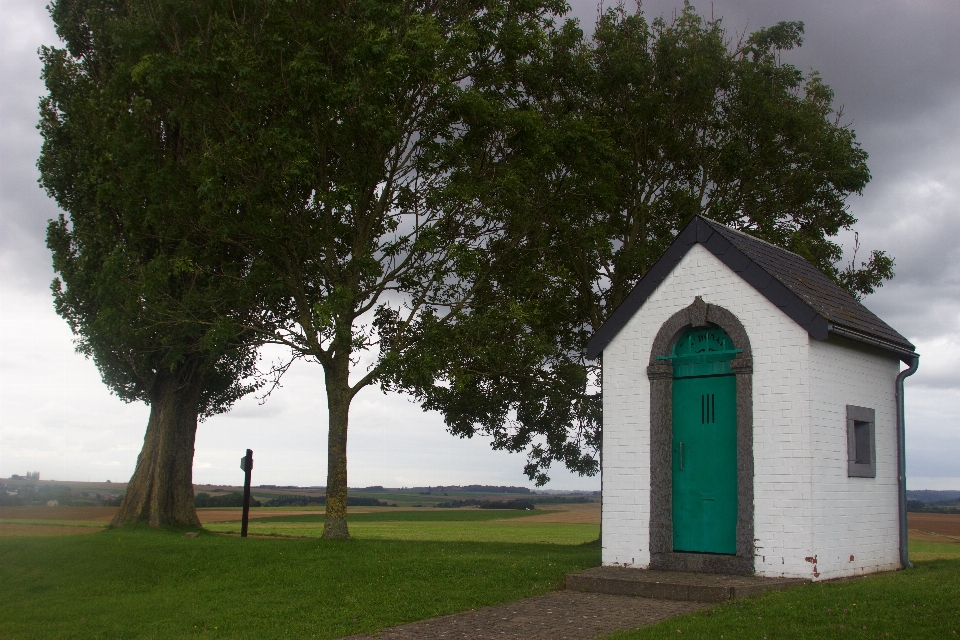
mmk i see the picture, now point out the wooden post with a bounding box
[240,449,253,538]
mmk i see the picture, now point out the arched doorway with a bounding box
[666,327,740,554]
[646,297,754,574]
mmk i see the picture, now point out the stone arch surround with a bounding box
[646,297,755,575]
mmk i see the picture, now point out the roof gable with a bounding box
[586,216,916,361]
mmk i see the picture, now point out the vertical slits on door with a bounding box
[701,394,716,424]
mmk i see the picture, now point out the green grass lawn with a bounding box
[601,542,960,640]
[0,518,107,528]
[909,539,960,562]
[246,509,542,523]
[2,505,956,640]
[0,526,599,639]
[204,510,599,545]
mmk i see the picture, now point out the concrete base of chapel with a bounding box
[565,566,808,603]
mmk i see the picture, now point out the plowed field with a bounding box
[0,506,116,521]
[908,512,960,540]
[509,502,600,524]
[2,504,950,541]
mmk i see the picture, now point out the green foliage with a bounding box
[433,496,596,509]
[385,4,893,484]
[602,559,960,639]
[193,492,261,508]
[94,0,569,534]
[0,528,599,638]
[260,495,394,507]
[436,498,491,508]
[478,499,535,510]
[0,484,118,507]
[0,494,25,507]
[907,490,960,503]
[37,0,897,494]
[908,502,960,515]
[38,0,261,416]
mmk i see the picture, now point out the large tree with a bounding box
[384,5,895,485]
[133,0,567,538]
[39,0,261,527]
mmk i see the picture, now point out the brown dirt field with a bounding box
[515,503,600,524]
[909,530,958,543]
[0,523,102,537]
[0,506,117,522]
[909,512,960,540]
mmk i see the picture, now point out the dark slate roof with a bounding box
[586,216,917,361]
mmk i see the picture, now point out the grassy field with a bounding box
[1,504,958,640]
[0,526,599,639]
[600,541,960,640]
[203,509,600,545]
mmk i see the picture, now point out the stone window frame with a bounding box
[646,296,755,575]
[846,405,877,478]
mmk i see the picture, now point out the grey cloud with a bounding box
[567,1,960,347]
[592,1,960,125]
[562,1,960,475]
[855,126,960,341]
[0,0,61,293]
[2,0,958,484]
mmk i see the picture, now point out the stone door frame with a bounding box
[646,296,755,575]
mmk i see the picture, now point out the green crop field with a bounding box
[0,525,599,639]
[248,509,541,523]
[203,509,599,545]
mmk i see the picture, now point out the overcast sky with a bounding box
[1,0,957,490]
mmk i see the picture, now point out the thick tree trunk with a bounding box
[322,356,352,539]
[110,366,203,528]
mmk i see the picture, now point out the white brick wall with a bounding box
[804,338,901,579]
[601,243,901,579]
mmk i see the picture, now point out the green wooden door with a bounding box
[667,328,738,554]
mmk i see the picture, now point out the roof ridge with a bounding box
[698,216,810,262]
[587,216,916,360]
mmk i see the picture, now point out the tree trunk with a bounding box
[111,365,203,528]
[322,356,352,539]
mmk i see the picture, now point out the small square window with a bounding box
[847,405,876,478]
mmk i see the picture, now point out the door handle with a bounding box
[680,442,684,470]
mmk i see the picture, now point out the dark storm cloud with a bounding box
[1,0,956,486]
[0,0,61,292]
[4,0,958,360]
[566,0,960,348]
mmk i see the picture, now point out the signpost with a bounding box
[239,449,253,538]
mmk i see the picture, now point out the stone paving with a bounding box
[343,590,707,640]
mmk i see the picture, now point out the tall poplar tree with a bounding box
[39,0,261,527]
[139,0,568,538]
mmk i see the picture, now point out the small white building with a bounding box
[588,216,919,580]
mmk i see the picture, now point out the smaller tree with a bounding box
[386,5,894,485]
[39,0,261,527]
[165,0,568,539]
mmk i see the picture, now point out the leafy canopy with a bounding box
[39,0,260,414]
[384,4,893,485]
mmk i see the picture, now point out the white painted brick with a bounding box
[600,244,902,580]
